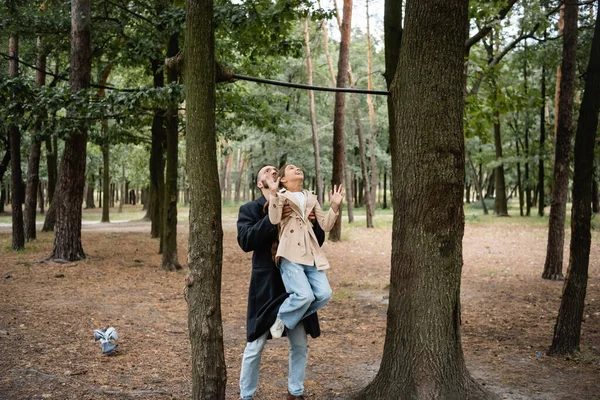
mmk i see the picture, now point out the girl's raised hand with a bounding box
[329,184,345,211]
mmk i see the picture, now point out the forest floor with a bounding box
[1,204,599,400]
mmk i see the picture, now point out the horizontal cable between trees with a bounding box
[2,53,389,96]
[232,74,389,95]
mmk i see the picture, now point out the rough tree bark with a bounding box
[548,2,600,356]
[49,0,91,261]
[184,0,226,397]
[24,37,46,241]
[329,0,352,242]
[162,32,182,271]
[303,18,324,205]
[352,1,497,398]
[45,135,57,205]
[543,1,578,280]
[8,34,24,250]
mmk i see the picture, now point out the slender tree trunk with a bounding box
[118,164,125,213]
[150,60,166,239]
[24,38,46,242]
[592,175,599,214]
[184,0,226,396]
[330,0,352,242]
[346,170,354,223]
[162,32,182,271]
[320,11,336,86]
[538,54,547,216]
[366,0,378,216]
[554,4,565,139]
[49,0,91,261]
[303,18,324,205]
[354,97,374,227]
[38,181,44,214]
[493,111,508,216]
[523,46,532,216]
[234,150,245,203]
[354,1,495,398]
[467,154,489,215]
[8,34,24,249]
[45,136,57,205]
[383,168,388,209]
[101,140,110,222]
[85,175,96,209]
[549,5,600,355]
[543,1,578,280]
[517,138,524,216]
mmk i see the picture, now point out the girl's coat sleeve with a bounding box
[268,194,283,225]
[314,201,338,232]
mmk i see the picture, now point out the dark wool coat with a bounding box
[237,195,322,342]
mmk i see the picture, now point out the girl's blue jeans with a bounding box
[278,258,333,330]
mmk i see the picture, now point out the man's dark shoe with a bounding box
[285,391,305,400]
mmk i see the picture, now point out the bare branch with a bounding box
[465,0,519,51]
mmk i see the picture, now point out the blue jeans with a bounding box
[278,258,332,331]
[239,323,308,399]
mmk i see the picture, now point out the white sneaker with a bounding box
[270,317,285,339]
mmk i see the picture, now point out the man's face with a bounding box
[257,165,278,189]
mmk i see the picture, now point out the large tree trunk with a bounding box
[150,60,166,239]
[548,4,600,356]
[329,0,352,242]
[24,38,46,242]
[303,18,324,205]
[162,32,182,271]
[543,1,578,280]
[184,0,226,397]
[49,0,91,261]
[353,1,496,398]
[8,34,24,250]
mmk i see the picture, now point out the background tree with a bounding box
[49,0,92,261]
[548,1,600,356]
[543,0,578,280]
[330,0,352,241]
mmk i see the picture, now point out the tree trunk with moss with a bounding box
[184,0,226,397]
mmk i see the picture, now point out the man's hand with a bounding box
[330,184,345,213]
[267,177,280,195]
[282,203,293,219]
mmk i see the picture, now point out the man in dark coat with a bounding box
[237,165,323,400]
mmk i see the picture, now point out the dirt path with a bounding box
[0,221,598,399]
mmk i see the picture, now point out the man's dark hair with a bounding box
[256,165,276,183]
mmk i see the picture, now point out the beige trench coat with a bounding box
[269,189,338,270]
